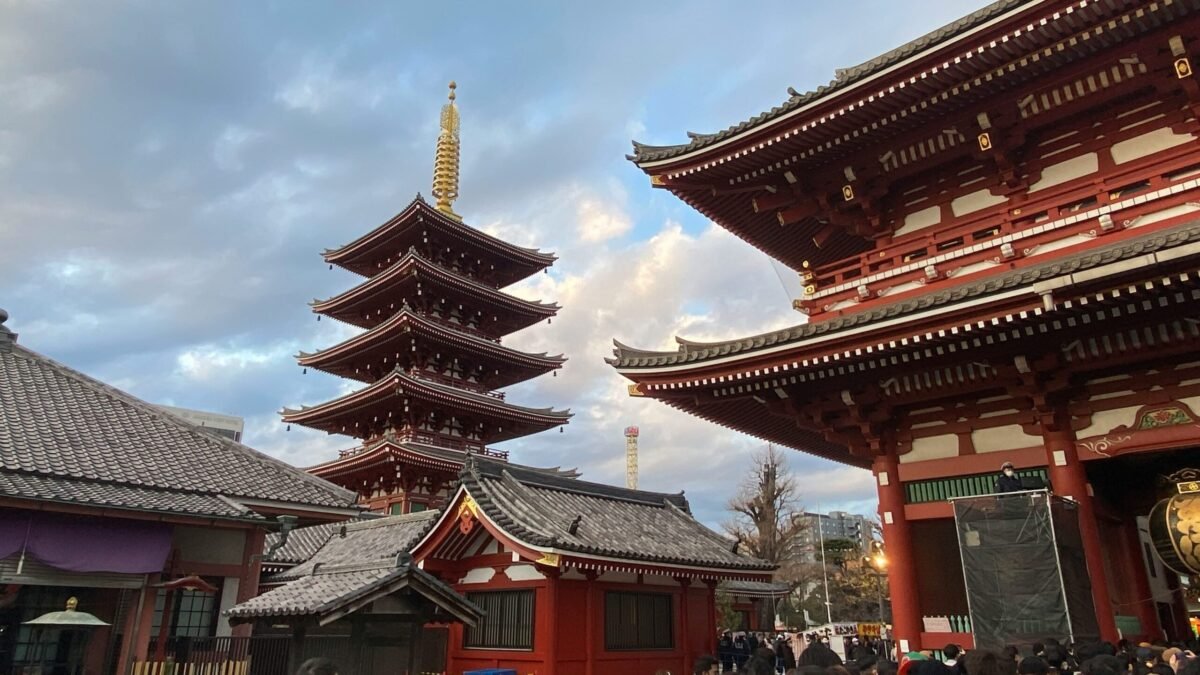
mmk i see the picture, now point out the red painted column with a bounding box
[677,577,692,673]
[705,581,718,657]
[1121,518,1162,641]
[235,528,266,638]
[544,569,560,674]
[585,571,598,675]
[1042,427,1119,643]
[874,452,922,652]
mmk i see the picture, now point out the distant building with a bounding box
[795,511,873,562]
[158,405,245,442]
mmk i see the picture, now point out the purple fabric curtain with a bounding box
[0,514,32,560]
[2,510,171,574]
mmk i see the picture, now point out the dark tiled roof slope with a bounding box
[630,0,1030,163]
[264,516,381,565]
[271,511,438,582]
[0,342,356,518]
[462,457,774,571]
[227,561,481,625]
[611,220,1200,368]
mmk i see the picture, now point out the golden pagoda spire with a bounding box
[432,81,461,219]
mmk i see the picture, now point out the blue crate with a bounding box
[464,670,517,675]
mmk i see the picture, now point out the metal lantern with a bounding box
[22,597,110,675]
[1149,481,1200,575]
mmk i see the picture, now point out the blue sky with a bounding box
[0,0,984,527]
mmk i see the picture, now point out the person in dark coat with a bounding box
[994,461,1023,493]
[777,635,797,671]
[719,632,735,671]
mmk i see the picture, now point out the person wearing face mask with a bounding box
[994,461,1023,493]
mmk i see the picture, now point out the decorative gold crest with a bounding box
[841,185,854,201]
[649,175,665,186]
[1177,58,1193,79]
[457,494,479,535]
[536,552,561,568]
[627,383,645,398]
[978,132,992,151]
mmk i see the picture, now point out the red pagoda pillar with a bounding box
[874,452,922,652]
[1042,427,1119,643]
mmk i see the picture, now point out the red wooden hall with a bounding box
[612,0,1200,652]
[408,456,775,675]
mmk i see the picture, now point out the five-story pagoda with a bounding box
[287,83,572,514]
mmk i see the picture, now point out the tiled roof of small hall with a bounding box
[628,0,1031,164]
[460,456,774,572]
[270,511,439,583]
[0,326,356,519]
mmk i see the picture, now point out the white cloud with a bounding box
[176,342,296,382]
[213,125,263,172]
[274,55,396,114]
[0,73,69,112]
[576,194,631,243]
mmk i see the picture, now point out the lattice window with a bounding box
[464,590,534,650]
[605,591,674,651]
[151,585,221,639]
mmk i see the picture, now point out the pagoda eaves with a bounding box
[297,307,566,389]
[283,367,570,443]
[310,250,560,334]
[323,195,557,286]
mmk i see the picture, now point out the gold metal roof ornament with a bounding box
[24,597,110,627]
[432,81,462,219]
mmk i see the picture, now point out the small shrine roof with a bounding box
[723,579,792,598]
[629,0,1028,165]
[265,516,378,566]
[610,221,1200,371]
[226,556,479,626]
[452,456,775,574]
[0,336,357,522]
[272,511,438,583]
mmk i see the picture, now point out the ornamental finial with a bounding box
[432,81,461,219]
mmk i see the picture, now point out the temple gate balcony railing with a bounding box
[904,468,1051,504]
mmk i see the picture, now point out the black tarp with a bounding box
[953,491,1093,650]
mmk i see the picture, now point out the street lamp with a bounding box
[862,544,888,630]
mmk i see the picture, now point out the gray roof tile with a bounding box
[226,562,481,626]
[0,342,356,519]
[462,457,774,572]
[270,512,438,582]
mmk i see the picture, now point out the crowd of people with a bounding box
[690,635,1200,675]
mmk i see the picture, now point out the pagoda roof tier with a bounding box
[281,368,571,442]
[311,251,559,336]
[609,220,1200,467]
[297,308,565,388]
[307,435,580,484]
[625,0,1189,269]
[323,195,557,285]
